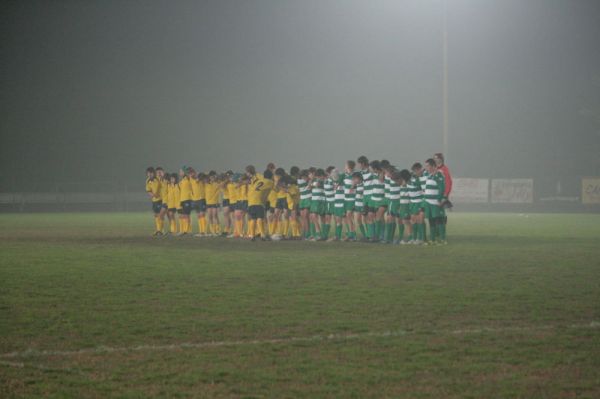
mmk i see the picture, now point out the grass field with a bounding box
[1,212,599,398]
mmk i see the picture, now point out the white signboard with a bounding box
[491,179,533,203]
[452,178,489,203]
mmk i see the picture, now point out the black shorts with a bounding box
[276,198,288,210]
[228,202,236,212]
[168,208,177,213]
[180,200,193,215]
[236,200,248,212]
[248,205,265,220]
[222,199,230,208]
[195,199,206,212]
[265,201,271,212]
[206,204,219,209]
[161,203,168,209]
[152,201,163,214]
[364,206,376,214]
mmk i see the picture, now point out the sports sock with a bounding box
[268,221,275,236]
[256,218,265,237]
[429,220,437,242]
[322,223,330,239]
[359,224,366,238]
[418,223,425,241]
[157,218,164,232]
[170,219,177,233]
[154,217,161,232]
[280,219,289,236]
[247,219,256,238]
[439,219,446,240]
[310,222,316,238]
[336,224,343,239]
[423,222,428,241]
[367,223,375,239]
[398,224,405,241]
[385,222,394,242]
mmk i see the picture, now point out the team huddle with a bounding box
[145,154,453,245]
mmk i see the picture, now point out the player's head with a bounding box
[187,167,197,178]
[308,167,317,176]
[197,172,207,182]
[275,167,286,177]
[289,166,300,177]
[169,173,178,184]
[391,170,403,185]
[299,169,309,179]
[411,162,423,176]
[434,153,444,167]
[315,168,326,178]
[357,156,369,169]
[425,158,437,174]
[325,166,335,176]
[155,167,164,179]
[399,169,412,184]
[351,171,363,185]
[382,164,395,177]
[263,169,274,180]
[266,162,276,172]
[146,167,155,179]
[208,170,217,181]
[329,168,340,183]
[345,160,356,173]
[369,160,381,174]
[245,165,256,177]
[380,159,390,169]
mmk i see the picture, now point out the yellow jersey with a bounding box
[167,183,181,209]
[267,175,279,205]
[146,178,161,202]
[159,178,168,202]
[190,179,201,201]
[196,180,206,200]
[179,176,192,202]
[287,183,299,207]
[238,183,248,201]
[205,182,221,206]
[248,174,273,206]
[227,182,239,204]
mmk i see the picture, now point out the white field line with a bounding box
[1,321,598,361]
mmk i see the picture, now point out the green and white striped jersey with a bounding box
[388,179,401,200]
[298,178,311,200]
[334,184,345,208]
[420,170,429,190]
[343,172,356,202]
[324,178,335,203]
[311,178,325,202]
[384,176,391,200]
[424,171,445,206]
[370,176,385,202]
[400,185,411,204]
[355,184,364,208]
[407,175,423,203]
[361,169,374,200]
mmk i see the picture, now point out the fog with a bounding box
[1,0,599,191]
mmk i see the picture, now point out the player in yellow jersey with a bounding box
[188,168,203,236]
[245,165,273,241]
[204,171,221,236]
[271,168,290,240]
[287,166,302,239]
[225,172,240,238]
[145,167,164,236]
[156,167,169,234]
[178,166,193,236]
[194,173,208,236]
[221,171,235,236]
[234,175,249,238]
[166,173,180,234]
[265,163,277,235]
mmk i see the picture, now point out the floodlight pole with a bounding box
[442,0,449,158]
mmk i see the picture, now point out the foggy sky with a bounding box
[1,0,599,191]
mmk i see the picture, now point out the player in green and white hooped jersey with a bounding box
[380,160,391,241]
[297,169,312,239]
[322,166,336,240]
[327,169,345,241]
[395,169,413,244]
[357,156,372,238]
[342,160,357,240]
[309,168,327,241]
[382,165,400,244]
[351,172,365,240]
[419,167,430,242]
[408,162,426,244]
[368,160,386,242]
[424,158,447,244]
